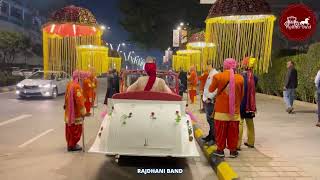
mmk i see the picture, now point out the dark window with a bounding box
[11,6,22,20]
[1,2,9,15]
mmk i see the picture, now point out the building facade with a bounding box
[0,0,45,65]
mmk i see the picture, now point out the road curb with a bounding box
[0,86,16,93]
[190,113,239,180]
[257,93,317,108]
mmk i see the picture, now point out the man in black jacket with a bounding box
[283,61,298,114]
[178,69,187,93]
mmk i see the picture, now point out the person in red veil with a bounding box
[126,57,172,93]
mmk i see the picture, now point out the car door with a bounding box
[61,72,69,93]
[53,73,62,94]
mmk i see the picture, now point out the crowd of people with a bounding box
[62,55,320,154]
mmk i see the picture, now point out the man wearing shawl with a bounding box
[179,68,188,94]
[187,66,198,104]
[64,70,86,151]
[209,58,244,158]
[238,57,258,150]
[126,57,172,93]
[82,71,94,116]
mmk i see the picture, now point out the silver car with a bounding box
[16,71,70,99]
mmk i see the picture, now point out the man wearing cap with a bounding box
[237,57,258,150]
[209,58,244,158]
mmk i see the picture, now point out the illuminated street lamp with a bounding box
[100,25,106,30]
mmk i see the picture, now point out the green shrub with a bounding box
[0,72,6,87]
[258,42,320,103]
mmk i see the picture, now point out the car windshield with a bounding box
[28,72,57,80]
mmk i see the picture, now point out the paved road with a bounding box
[0,79,216,180]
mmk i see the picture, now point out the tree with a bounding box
[0,31,32,64]
[118,0,211,50]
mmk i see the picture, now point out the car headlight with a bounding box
[39,84,51,88]
[17,83,23,88]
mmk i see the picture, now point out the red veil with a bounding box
[144,63,157,91]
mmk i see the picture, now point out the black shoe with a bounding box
[230,151,239,158]
[316,122,320,127]
[205,140,216,146]
[287,107,294,114]
[213,150,225,158]
[201,135,211,142]
[244,142,255,148]
[68,144,82,152]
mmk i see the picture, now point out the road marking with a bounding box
[18,129,54,148]
[0,114,32,127]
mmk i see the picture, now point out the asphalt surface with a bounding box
[0,78,217,180]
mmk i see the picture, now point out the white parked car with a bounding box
[16,71,70,99]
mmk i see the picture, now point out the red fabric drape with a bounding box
[43,23,98,37]
[144,63,157,91]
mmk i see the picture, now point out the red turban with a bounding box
[144,63,157,91]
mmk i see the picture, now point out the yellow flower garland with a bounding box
[43,29,102,75]
[205,15,276,73]
[175,50,202,71]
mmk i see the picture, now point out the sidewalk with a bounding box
[0,85,16,93]
[187,93,318,180]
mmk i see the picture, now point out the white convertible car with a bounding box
[89,91,200,158]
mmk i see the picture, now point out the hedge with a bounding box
[0,72,24,87]
[257,42,320,103]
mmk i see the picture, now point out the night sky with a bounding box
[72,0,163,62]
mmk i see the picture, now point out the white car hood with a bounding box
[20,79,53,86]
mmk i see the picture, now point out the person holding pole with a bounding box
[199,66,209,111]
[82,71,94,116]
[64,70,86,152]
[187,66,198,104]
[89,69,98,107]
